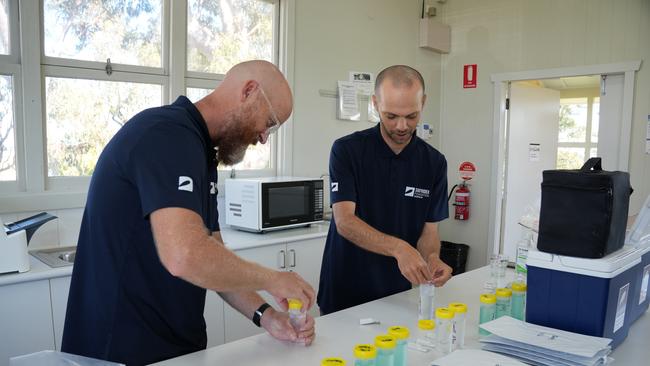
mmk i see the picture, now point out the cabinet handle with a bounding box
[278,250,286,269]
[289,249,296,268]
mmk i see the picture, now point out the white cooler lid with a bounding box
[527,245,642,278]
[626,194,650,248]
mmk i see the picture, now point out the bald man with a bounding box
[318,65,453,315]
[62,60,315,365]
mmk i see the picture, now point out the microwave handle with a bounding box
[278,250,286,269]
[289,249,296,268]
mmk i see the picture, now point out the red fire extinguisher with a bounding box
[451,182,470,220]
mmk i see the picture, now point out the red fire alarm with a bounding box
[463,64,477,88]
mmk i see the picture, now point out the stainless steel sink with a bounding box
[31,246,77,267]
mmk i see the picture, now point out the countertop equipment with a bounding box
[1,212,57,274]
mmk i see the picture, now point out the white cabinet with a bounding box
[223,238,325,342]
[0,280,55,366]
[50,276,71,350]
[204,290,225,347]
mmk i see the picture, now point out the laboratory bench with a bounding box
[153,265,649,366]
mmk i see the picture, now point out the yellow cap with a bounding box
[418,319,435,330]
[512,282,527,292]
[435,307,454,320]
[353,344,377,360]
[321,358,346,366]
[374,335,397,350]
[480,294,497,304]
[288,299,303,310]
[387,326,410,339]
[496,288,512,298]
[448,302,468,314]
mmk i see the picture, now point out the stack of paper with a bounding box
[431,349,528,366]
[479,317,612,366]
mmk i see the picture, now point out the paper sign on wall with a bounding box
[529,143,541,162]
[463,64,477,88]
[337,81,360,121]
[349,71,374,96]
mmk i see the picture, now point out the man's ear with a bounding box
[371,94,379,111]
[241,80,259,102]
[421,94,427,109]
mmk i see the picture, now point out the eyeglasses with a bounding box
[259,87,281,135]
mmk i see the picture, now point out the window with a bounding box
[0,0,8,55]
[0,74,15,181]
[556,97,600,169]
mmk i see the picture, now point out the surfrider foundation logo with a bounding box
[405,186,430,199]
[331,182,339,192]
[178,176,194,192]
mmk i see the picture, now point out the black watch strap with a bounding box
[252,302,272,327]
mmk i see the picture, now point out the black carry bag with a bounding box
[537,157,632,258]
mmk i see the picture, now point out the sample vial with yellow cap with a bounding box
[374,335,396,366]
[510,282,527,320]
[322,358,347,366]
[387,326,409,366]
[435,307,454,355]
[448,302,467,350]
[353,344,376,366]
[479,293,497,336]
[287,298,306,331]
[417,319,436,345]
[495,288,512,318]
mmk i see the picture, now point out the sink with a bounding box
[31,246,77,268]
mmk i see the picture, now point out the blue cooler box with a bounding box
[630,246,650,321]
[526,246,642,348]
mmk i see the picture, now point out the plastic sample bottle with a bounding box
[495,288,512,318]
[353,344,376,366]
[448,302,467,350]
[287,298,306,331]
[515,231,532,282]
[479,293,497,336]
[419,282,436,320]
[435,307,454,355]
[374,335,396,366]
[387,326,409,366]
[510,282,527,321]
[416,319,436,349]
[322,358,347,366]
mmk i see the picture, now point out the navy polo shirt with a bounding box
[317,124,448,314]
[62,96,219,365]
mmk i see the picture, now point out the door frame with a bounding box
[487,61,641,258]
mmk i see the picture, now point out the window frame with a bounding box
[557,95,599,168]
[0,0,294,213]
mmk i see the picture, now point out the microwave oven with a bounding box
[225,177,324,233]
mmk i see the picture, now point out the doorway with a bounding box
[488,62,641,260]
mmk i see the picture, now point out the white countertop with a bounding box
[153,266,649,366]
[0,222,330,287]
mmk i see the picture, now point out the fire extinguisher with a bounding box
[449,182,470,220]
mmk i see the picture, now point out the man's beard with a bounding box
[216,103,259,166]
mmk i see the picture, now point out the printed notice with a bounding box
[529,143,540,162]
[349,71,374,96]
[646,115,650,154]
[337,81,360,121]
[641,265,650,305]
[614,283,629,333]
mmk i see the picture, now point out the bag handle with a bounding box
[580,157,602,171]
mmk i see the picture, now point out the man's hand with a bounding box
[394,241,433,284]
[265,271,315,312]
[427,254,452,286]
[260,308,316,346]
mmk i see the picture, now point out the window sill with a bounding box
[0,191,87,214]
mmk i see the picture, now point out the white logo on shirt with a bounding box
[331,182,339,192]
[178,176,194,192]
[405,186,415,197]
[405,186,430,199]
[210,182,217,194]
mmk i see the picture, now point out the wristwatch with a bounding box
[252,302,272,327]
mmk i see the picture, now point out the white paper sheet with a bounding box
[349,71,374,96]
[337,81,360,121]
[430,349,527,366]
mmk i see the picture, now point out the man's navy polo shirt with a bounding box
[62,96,219,365]
[317,124,448,315]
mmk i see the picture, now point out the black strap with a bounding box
[252,302,272,327]
[580,157,602,172]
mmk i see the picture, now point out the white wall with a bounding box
[1,208,83,249]
[437,0,650,271]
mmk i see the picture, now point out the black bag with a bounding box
[537,157,632,258]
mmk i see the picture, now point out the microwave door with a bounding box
[261,182,313,229]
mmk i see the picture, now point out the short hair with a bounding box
[374,65,425,97]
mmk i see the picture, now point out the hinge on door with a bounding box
[505,98,510,110]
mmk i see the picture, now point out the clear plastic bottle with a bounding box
[435,307,454,355]
[510,282,527,321]
[495,288,512,318]
[418,283,435,320]
[353,344,376,366]
[415,319,436,349]
[448,302,467,350]
[374,335,396,366]
[322,358,347,366]
[287,298,306,330]
[479,293,497,336]
[387,326,409,366]
[515,231,532,282]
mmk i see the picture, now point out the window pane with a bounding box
[590,147,598,158]
[186,87,211,103]
[0,0,8,54]
[187,0,275,74]
[46,77,161,177]
[558,98,588,143]
[0,74,16,181]
[556,147,585,170]
[591,98,599,143]
[43,0,162,67]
